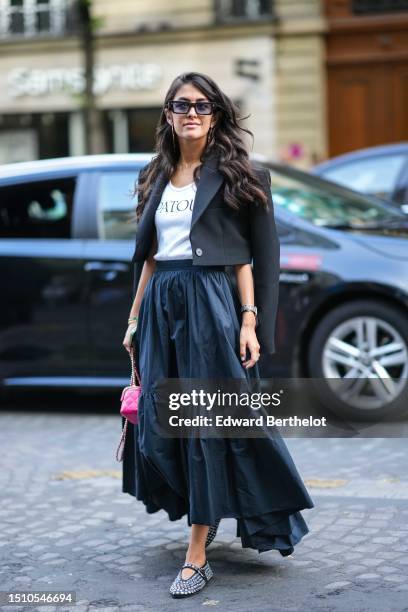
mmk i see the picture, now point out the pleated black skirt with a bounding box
[122,258,314,556]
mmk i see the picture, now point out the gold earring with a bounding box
[207,126,214,146]
[171,124,176,151]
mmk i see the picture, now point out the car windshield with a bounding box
[267,165,406,228]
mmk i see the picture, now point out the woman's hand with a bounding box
[239,313,260,368]
[123,323,137,353]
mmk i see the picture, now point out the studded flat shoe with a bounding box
[205,519,220,547]
[169,560,213,598]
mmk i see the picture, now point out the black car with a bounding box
[312,143,408,214]
[1,154,407,420]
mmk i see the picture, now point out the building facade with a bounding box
[0,0,325,167]
[323,0,408,157]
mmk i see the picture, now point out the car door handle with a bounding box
[84,261,129,272]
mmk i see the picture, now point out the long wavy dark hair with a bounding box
[134,72,269,223]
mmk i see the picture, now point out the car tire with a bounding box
[307,300,408,421]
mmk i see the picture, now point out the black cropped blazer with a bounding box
[131,151,280,355]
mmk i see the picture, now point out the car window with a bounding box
[321,154,406,200]
[0,178,76,238]
[98,171,139,240]
[268,168,405,227]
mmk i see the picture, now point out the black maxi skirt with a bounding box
[122,258,314,556]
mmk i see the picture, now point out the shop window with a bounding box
[0,178,76,238]
[352,0,408,13]
[127,108,161,154]
[97,171,140,240]
[215,0,274,22]
[0,113,69,162]
[0,0,68,37]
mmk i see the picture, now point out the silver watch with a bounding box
[241,304,258,322]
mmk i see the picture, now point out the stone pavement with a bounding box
[0,405,408,612]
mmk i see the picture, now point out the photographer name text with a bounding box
[168,415,327,428]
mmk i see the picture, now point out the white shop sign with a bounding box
[7,63,162,98]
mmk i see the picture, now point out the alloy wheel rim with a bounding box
[321,315,408,410]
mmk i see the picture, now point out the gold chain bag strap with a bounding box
[115,346,142,462]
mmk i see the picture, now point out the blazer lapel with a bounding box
[133,169,168,259]
[191,152,224,230]
[133,151,224,260]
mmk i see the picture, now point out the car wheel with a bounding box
[307,300,408,421]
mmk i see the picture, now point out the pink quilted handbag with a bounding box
[115,346,142,462]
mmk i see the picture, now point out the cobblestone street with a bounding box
[1,401,408,612]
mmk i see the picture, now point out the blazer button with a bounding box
[195,248,203,256]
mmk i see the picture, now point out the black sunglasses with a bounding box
[166,100,217,115]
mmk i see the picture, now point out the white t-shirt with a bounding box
[154,180,197,261]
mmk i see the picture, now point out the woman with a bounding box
[121,71,314,598]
